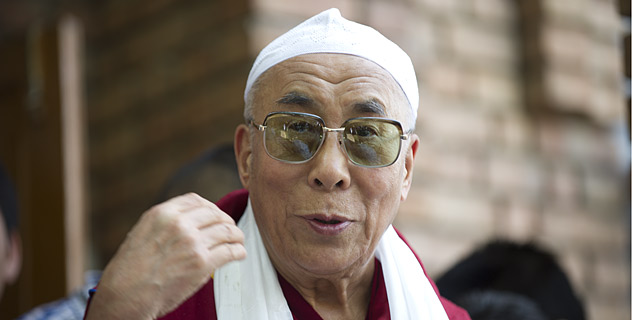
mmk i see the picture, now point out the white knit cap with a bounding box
[244,8,419,121]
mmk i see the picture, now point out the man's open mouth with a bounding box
[303,214,352,235]
[313,218,342,225]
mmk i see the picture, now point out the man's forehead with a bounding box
[249,55,405,118]
[265,54,402,95]
[275,91,388,117]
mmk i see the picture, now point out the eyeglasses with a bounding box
[250,111,411,168]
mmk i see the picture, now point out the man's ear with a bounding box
[401,134,419,201]
[3,231,21,284]
[234,124,253,189]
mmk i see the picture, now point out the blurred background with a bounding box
[0,0,629,319]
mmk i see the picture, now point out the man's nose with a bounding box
[307,133,351,190]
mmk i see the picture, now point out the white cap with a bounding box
[244,8,419,121]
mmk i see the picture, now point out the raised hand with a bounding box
[85,193,246,319]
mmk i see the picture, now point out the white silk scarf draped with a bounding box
[214,200,449,320]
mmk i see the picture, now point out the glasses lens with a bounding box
[263,113,323,162]
[343,119,402,167]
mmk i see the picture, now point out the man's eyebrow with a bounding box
[276,92,314,107]
[354,99,386,116]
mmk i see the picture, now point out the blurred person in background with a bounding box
[436,240,586,320]
[85,8,470,320]
[156,143,242,204]
[0,163,21,302]
[0,158,98,320]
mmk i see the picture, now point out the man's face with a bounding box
[239,53,418,277]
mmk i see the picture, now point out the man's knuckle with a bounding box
[222,224,233,236]
[189,248,207,269]
[179,233,197,247]
[164,218,185,235]
[225,243,237,261]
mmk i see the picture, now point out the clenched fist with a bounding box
[85,193,246,319]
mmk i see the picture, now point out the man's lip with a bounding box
[302,214,351,224]
[301,214,353,236]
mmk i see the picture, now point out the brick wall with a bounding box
[396,0,627,319]
[84,0,251,264]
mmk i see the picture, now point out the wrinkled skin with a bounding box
[235,53,419,319]
[86,194,246,319]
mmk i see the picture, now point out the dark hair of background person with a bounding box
[0,163,18,232]
[155,143,243,204]
[436,240,586,320]
[455,290,548,320]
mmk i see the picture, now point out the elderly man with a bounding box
[86,8,470,320]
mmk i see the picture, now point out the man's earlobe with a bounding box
[234,124,252,188]
[401,135,419,201]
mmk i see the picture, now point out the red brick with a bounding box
[406,18,437,64]
[488,152,545,201]
[587,300,631,320]
[247,22,289,56]
[399,185,495,238]
[539,206,627,250]
[588,84,626,124]
[471,0,517,24]
[251,0,357,22]
[593,252,630,297]
[582,169,623,211]
[494,199,542,242]
[414,143,477,187]
[418,102,492,147]
[586,0,623,40]
[368,1,412,35]
[497,114,536,151]
[472,69,521,111]
[450,20,518,64]
[549,163,582,207]
[93,0,180,35]
[589,41,624,81]
[542,26,590,70]
[423,61,467,99]
[542,0,588,23]
[416,0,461,16]
[545,68,591,112]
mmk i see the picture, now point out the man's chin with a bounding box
[289,246,369,276]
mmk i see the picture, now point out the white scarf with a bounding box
[214,200,449,319]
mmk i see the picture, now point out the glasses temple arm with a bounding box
[249,120,266,131]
